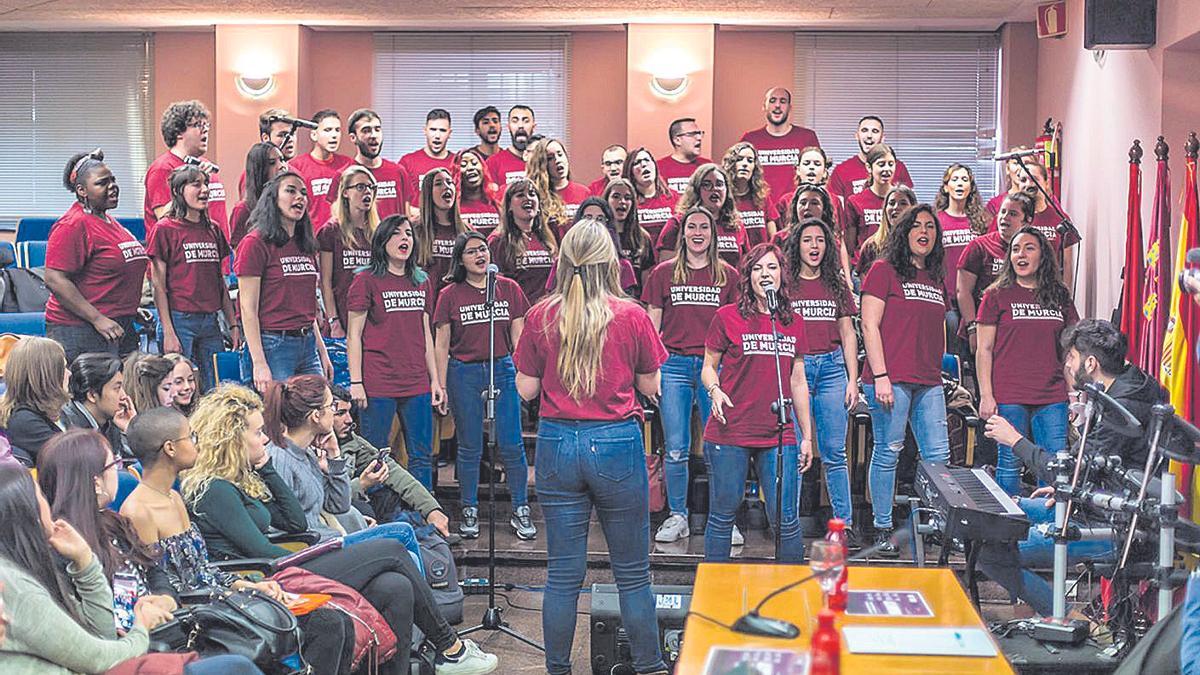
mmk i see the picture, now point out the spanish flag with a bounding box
[1159,134,1200,518]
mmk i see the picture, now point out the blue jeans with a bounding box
[996,402,1069,495]
[1183,573,1200,673]
[360,392,434,489]
[703,442,804,562]
[342,520,425,577]
[240,331,322,383]
[158,310,224,391]
[184,655,262,675]
[864,382,950,529]
[659,353,712,516]
[805,348,853,525]
[446,356,529,507]
[976,497,1115,616]
[535,418,664,675]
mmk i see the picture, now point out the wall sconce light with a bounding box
[650,74,689,99]
[235,73,276,99]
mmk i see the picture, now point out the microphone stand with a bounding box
[766,289,791,561]
[460,268,543,651]
[1012,154,1080,294]
[1051,392,1097,621]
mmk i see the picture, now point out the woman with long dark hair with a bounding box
[346,216,443,488]
[433,231,534,540]
[641,206,739,544]
[488,178,558,305]
[318,165,378,339]
[860,204,951,554]
[722,141,776,246]
[855,185,917,278]
[777,182,853,285]
[0,337,70,466]
[455,148,502,237]
[229,142,288,248]
[700,243,813,562]
[603,177,656,285]
[44,150,149,362]
[622,146,678,246]
[784,218,858,538]
[976,226,1078,494]
[125,354,176,415]
[416,167,471,290]
[957,192,1036,354]
[655,164,746,266]
[514,219,669,675]
[235,171,333,391]
[548,197,639,295]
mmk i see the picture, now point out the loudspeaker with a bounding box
[590,584,691,674]
[1084,0,1156,50]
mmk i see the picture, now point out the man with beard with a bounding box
[144,99,228,239]
[739,87,820,200]
[329,108,414,220]
[288,109,352,229]
[472,105,502,159]
[979,319,1165,616]
[657,117,712,195]
[400,108,455,194]
[486,104,536,185]
[588,144,626,196]
[1015,161,1079,285]
[258,107,299,161]
[827,116,913,202]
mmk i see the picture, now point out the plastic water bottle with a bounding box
[824,518,849,612]
[810,608,840,675]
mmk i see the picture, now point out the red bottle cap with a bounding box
[827,518,846,533]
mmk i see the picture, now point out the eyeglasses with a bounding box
[699,181,725,191]
[349,183,377,194]
[188,120,211,132]
[101,456,124,472]
[463,245,489,257]
[675,130,705,139]
[162,432,198,450]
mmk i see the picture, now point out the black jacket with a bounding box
[60,401,132,460]
[2,405,62,466]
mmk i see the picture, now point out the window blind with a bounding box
[373,32,571,158]
[794,32,1000,203]
[0,33,152,220]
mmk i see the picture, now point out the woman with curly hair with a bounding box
[976,226,1078,495]
[860,204,950,555]
[622,146,678,245]
[488,178,558,304]
[722,141,776,246]
[784,218,858,538]
[455,148,502,237]
[655,164,746,266]
[855,184,917,279]
[934,163,992,297]
[524,138,590,239]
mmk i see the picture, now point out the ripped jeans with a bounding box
[863,382,950,530]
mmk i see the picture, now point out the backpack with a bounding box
[0,267,51,313]
[418,533,464,625]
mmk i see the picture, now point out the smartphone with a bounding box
[370,447,390,472]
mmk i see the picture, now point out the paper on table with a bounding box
[703,647,811,674]
[845,589,934,617]
[842,626,997,657]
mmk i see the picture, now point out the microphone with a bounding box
[763,281,780,315]
[269,114,319,130]
[485,263,498,304]
[183,155,219,174]
[994,148,1042,161]
[731,528,913,638]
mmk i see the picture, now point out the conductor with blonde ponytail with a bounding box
[514,218,670,675]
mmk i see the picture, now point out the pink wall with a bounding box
[297,30,374,158]
[569,31,627,184]
[712,29,795,165]
[152,31,216,157]
[626,24,715,161]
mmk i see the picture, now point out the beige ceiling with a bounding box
[0,0,1040,30]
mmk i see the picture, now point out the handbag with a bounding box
[150,587,307,674]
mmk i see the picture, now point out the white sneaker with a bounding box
[436,638,498,674]
[731,524,745,546]
[655,514,690,543]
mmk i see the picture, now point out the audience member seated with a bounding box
[126,353,176,414]
[0,337,70,466]
[162,353,198,415]
[62,353,134,460]
[980,319,1164,616]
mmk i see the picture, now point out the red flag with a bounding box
[1120,142,1146,364]
[1141,137,1172,369]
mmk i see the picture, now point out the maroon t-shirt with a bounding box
[326,159,411,220]
[959,232,1008,302]
[144,152,229,241]
[844,189,886,255]
[228,201,252,251]
[316,222,371,328]
[514,297,667,421]
[346,271,435,398]
[656,216,746,267]
[938,211,980,298]
[640,260,739,356]
[1031,203,1082,263]
[702,305,809,448]
[399,149,455,194]
[735,194,777,248]
[635,190,678,245]
[433,276,531,362]
[426,223,460,290]
[827,155,913,203]
[233,230,319,331]
[45,203,149,326]
[790,277,855,355]
[739,126,821,200]
[288,153,353,234]
[978,285,1079,405]
[146,216,230,314]
[588,176,610,197]
[459,197,501,238]
[657,155,712,195]
[487,232,554,305]
[485,150,527,186]
[985,192,1008,217]
[558,182,591,223]
[860,261,948,387]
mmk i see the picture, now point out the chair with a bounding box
[120,216,146,242]
[15,241,47,269]
[212,351,242,384]
[942,353,961,381]
[0,241,16,269]
[15,217,56,243]
[0,313,46,336]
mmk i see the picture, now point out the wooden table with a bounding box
[677,564,1015,674]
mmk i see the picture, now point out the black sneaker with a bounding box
[459,506,480,539]
[844,527,863,553]
[873,528,900,559]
